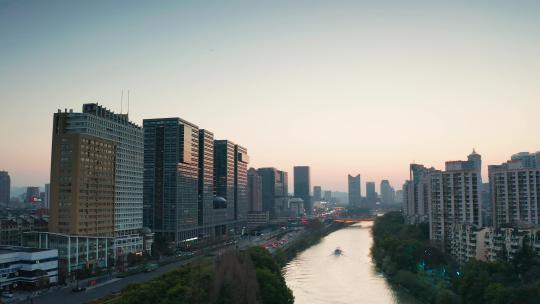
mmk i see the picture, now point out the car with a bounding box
[1,293,14,298]
[72,286,86,292]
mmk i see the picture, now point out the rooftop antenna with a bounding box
[127,90,130,115]
[120,90,124,114]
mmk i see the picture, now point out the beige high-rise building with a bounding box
[49,119,116,237]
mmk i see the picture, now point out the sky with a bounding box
[1,0,540,192]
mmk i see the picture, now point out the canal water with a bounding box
[283,223,417,304]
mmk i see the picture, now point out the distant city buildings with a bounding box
[365,182,376,205]
[257,168,289,219]
[348,174,361,207]
[313,186,322,201]
[25,186,40,203]
[380,180,395,205]
[294,166,311,215]
[324,190,332,202]
[0,171,10,204]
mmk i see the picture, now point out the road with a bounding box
[27,257,196,304]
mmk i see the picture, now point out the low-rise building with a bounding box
[483,225,540,262]
[0,246,58,291]
[449,223,487,264]
[0,215,48,246]
[22,232,113,281]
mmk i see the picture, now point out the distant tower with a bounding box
[294,166,311,215]
[468,149,482,172]
[348,174,361,207]
[0,171,10,204]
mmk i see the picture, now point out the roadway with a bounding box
[26,256,197,304]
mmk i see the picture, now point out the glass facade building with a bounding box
[143,118,200,244]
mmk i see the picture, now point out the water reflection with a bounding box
[283,223,416,304]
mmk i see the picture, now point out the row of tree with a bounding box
[371,212,540,304]
[103,246,293,304]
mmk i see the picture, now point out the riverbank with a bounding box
[371,212,540,304]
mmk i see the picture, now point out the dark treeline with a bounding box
[372,212,540,304]
[103,247,293,304]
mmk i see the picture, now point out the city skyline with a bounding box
[2,1,540,191]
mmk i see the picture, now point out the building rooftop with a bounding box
[0,245,54,255]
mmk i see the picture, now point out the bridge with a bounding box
[333,218,375,223]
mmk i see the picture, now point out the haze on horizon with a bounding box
[1,0,539,192]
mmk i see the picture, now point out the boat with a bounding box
[334,247,343,256]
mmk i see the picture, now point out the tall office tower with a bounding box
[25,187,40,203]
[394,189,403,204]
[257,168,289,218]
[198,129,214,232]
[425,152,482,248]
[214,140,237,225]
[234,145,249,224]
[404,164,433,224]
[348,174,361,207]
[366,182,376,204]
[380,180,395,205]
[489,155,540,228]
[43,183,50,209]
[324,190,332,202]
[50,104,144,254]
[294,166,311,215]
[247,168,262,212]
[143,118,199,243]
[0,171,10,204]
[313,186,322,201]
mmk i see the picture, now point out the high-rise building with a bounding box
[214,140,237,226]
[50,104,145,254]
[313,186,322,201]
[0,171,10,204]
[247,168,262,212]
[43,183,50,209]
[198,129,215,232]
[294,166,311,215]
[324,190,332,202]
[143,117,200,243]
[257,168,288,218]
[366,182,376,204]
[510,151,540,169]
[25,187,40,203]
[394,189,403,205]
[489,154,540,228]
[425,151,482,248]
[404,164,433,224]
[380,180,395,205]
[348,174,361,207]
[234,144,249,225]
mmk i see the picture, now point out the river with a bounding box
[283,223,417,304]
